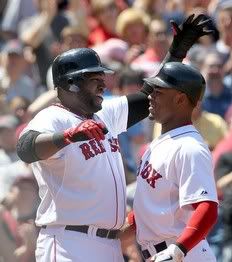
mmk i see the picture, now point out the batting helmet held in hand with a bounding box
[144,62,205,105]
[52,48,113,90]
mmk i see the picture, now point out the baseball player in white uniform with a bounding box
[16,14,213,262]
[130,62,218,262]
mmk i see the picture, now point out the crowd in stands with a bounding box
[0,0,232,261]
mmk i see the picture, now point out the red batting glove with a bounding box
[63,120,107,144]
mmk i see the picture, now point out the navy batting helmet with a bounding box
[144,62,205,105]
[52,48,113,90]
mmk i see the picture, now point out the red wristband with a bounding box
[127,210,136,230]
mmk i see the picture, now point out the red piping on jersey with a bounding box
[118,167,126,229]
[106,155,119,229]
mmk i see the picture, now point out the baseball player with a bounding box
[127,63,218,262]
[16,14,212,262]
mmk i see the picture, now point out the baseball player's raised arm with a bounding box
[17,120,107,163]
[126,14,214,128]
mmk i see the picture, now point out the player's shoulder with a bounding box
[33,104,71,119]
[101,95,127,108]
[174,126,209,154]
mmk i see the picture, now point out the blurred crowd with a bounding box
[0,0,232,261]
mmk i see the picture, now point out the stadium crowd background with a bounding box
[0,0,232,261]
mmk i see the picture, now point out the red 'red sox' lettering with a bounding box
[79,138,119,160]
[139,161,162,188]
[108,138,120,152]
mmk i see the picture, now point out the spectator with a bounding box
[0,114,20,164]
[0,39,42,102]
[0,0,36,40]
[212,127,232,167]
[0,204,20,262]
[0,114,32,203]
[9,96,31,125]
[89,0,120,45]
[60,24,89,51]
[192,102,228,151]
[213,151,232,262]
[2,174,40,262]
[46,23,90,90]
[116,7,150,46]
[18,0,70,86]
[116,8,150,64]
[215,2,232,63]
[131,17,169,76]
[201,51,232,118]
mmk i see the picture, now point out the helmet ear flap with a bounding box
[67,77,80,93]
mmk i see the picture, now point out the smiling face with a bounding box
[148,85,194,133]
[59,72,107,116]
[79,73,106,112]
[148,87,176,122]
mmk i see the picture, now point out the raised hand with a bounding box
[169,14,214,59]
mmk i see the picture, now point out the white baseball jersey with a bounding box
[22,96,128,229]
[133,125,218,246]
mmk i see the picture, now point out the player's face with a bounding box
[77,73,106,113]
[148,87,180,123]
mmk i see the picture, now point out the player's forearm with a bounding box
[176,201,218,254]
[17,131,67,163]
[159,51,183,69]
[119,224,136,251]
[17,120,107,163]
[35,133,66,160]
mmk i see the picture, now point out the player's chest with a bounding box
[68,135,121,161]
[137,143,176,189]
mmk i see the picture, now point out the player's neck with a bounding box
[55,102,94,119]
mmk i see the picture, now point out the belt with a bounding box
[141,241,167,260]
[41,225,119,239]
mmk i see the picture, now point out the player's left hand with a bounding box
[150,244,185,262]
[169,13,214,59]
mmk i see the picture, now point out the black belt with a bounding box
[41,225,119,239]
[141,241,167,260]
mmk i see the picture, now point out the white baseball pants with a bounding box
[35,225,124,262]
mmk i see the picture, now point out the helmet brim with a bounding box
[68,66,114,76]
[144,76,175,89]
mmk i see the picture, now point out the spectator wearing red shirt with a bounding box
[88,0,119,45]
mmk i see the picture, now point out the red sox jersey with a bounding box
[22,96,128,229]
[133,125,218,246]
